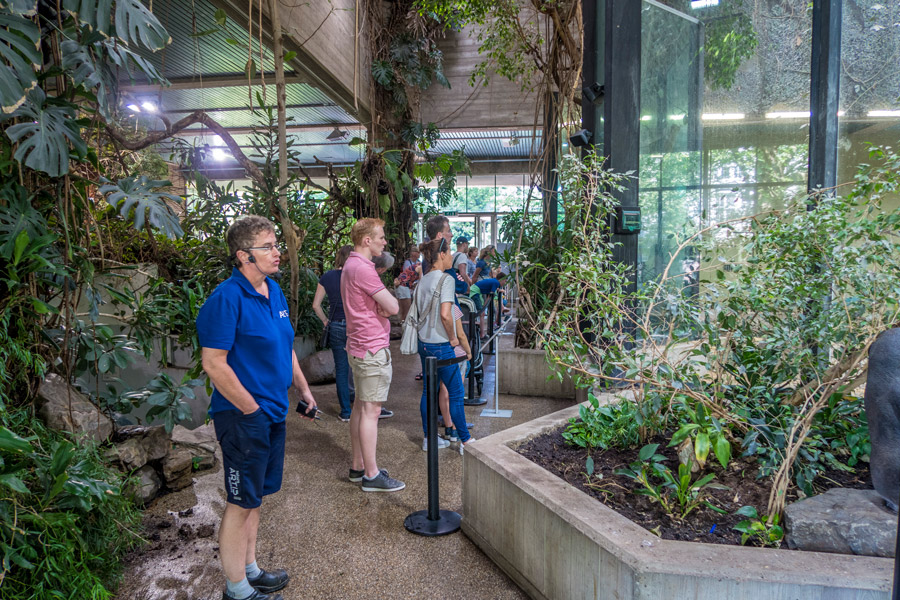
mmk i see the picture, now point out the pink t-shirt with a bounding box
[341,251,390,359]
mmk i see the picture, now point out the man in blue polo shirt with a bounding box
[197,215,317,600]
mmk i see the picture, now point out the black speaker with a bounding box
[569,129,593,148]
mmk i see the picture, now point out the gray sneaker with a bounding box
[361,469,405,492]
[348,468,364,482]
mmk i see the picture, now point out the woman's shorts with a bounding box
[395,285,412,299]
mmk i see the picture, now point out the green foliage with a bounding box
[0,2,183,595]
[703,12,758,91]
[669,399,732,470]
[121,373,200,433]
[4,89,87,177]
[562,394,640,451]
[732,506,784,547]
[615,443,723,521]
[0,414,142,599]
[542,145,900,517]
[0,8,41,114]
[415,0,542,90]
[99,175,184,239]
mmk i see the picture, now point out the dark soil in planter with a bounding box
[516,425,872,548]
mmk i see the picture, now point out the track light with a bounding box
[326,127,348,141]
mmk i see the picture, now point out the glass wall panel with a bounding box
[838,1,900,211]
[638,1,703,286]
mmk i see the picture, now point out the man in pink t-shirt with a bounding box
[340,218,405,493]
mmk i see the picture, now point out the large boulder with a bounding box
[36,374,114,443]
[784,488,897,557]
[171,423,217,471]
[121,425,169,461]
[162,447,194,491]
[299,350,335,384]
[864,327,900,510]
[130,465,161,505]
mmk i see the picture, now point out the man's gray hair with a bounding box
[372,251,395,270]
[226,215,275,262]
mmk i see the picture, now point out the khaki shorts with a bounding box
[395,285,412,299]
[348,348,392,403]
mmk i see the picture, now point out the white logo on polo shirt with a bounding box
[279,310,289,318]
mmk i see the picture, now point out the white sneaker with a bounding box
[422,437,450,452]
[459,437,476,455]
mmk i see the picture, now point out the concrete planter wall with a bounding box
[461,400,893,600]
[498,335,576,399]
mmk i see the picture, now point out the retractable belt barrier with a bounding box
[404,354,466,537]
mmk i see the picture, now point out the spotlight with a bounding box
[141,101,157,112]
[582,82,604,105]
[568,129,592,148]
[126,104,141,112]
[326,127,348,141]
[212,148,227,161]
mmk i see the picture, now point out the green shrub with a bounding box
[0,414,142,598]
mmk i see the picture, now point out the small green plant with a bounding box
[562,395,640,450]
[120,373,201,433]
[616,444,724,521]
[668,400,732,470]
[732,506,784,547]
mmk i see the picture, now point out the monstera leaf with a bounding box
[61,28,166,119]
[5,89,86,177]
[99,176,184,239]
[114,0,170,50]
[0,0,37,16]
[62,0,112,35]
[0,12,41,113]
[62,0,169,51]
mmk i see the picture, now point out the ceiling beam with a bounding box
[120,74,309,93]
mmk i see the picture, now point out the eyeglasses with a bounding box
[244,244,284,255]
[439,238,446,252]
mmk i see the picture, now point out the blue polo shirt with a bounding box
[196,268,294,421]
[475,278,502,295]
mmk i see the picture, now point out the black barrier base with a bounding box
[404,509,461,536]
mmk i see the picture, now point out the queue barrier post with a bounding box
[481,314,512,419]
[464,302,487,406]
[404,355,462,536]
[485,294,496,355]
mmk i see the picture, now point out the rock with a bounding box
[36,373,114,442]
[116,437,149,470]
[298,350,335,384]
[171,423,217,471]
[171,423,217,454]
[131,465,161,505]
[162,447,194,491]
[784,488,897,557]
[196,524,215,538]
[864,328,900,510]
[117,425,170,462]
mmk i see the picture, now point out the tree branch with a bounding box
[105,111,265,185]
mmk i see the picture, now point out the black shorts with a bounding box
[213,408,286,509]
